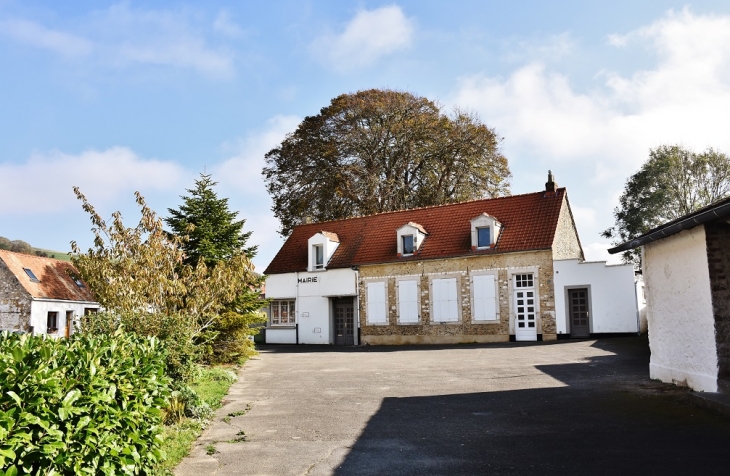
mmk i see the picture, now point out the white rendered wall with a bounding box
[265,268,357,344]
[554,259,638,335]
[643,226,718,392]
[30,299,99,337]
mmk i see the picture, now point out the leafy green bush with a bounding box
[0,330,171,475]
[200,311,265,365]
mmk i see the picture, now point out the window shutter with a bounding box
[367,282,387,324]
[432,278,458,322]
[473,274,497,321]
[398,280,418,323]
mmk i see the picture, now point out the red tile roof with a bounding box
[265,189,567,275]
[0,250,96,302]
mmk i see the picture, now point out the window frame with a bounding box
[46,311,59,333]
[476,227,491,249]
[270,299,296,326]
[402,235,415,255]
[470,270,500,323]
[396,277,420,325]
[313,244,324,270]
[429,274,462,323]
[365,279,389,325]
[23,268,40,283]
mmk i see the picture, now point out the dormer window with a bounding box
[307,231,340,271]
[396,222,427,257]
[313,244,324,269]
[471,213,501,250]
[477,227,491,248]
[402,235,414,255]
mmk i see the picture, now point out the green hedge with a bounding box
[0,331,171,475]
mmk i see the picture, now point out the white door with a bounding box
[513,274,537,341]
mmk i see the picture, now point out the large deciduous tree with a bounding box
[165,173,256,267]
[603,145,730,265]
[263,89,512,235]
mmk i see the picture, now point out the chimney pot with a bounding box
[545,170,557,192]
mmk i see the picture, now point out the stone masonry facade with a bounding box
[0,258,32,331]
[705,220,730,395]
[552,196,584,260]
[358,250,557,345]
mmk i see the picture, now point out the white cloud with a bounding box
[213,10,244,38]
[451,9,730,252]
[0,4,235,78]
[310,5,414,72]
[0,18,93,57]
[0,147,185,214]
[213,115,301,271]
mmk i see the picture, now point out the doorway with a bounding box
[65,311,74,339]
[568,288,590,338]
[333,297,355,345]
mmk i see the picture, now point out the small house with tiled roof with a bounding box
[0,250,99,336]
[264,172,639,345]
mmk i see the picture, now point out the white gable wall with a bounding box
[30,299,99,337]
[554,259,638,334]
[643,226,718,392]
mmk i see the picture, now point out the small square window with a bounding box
[313,244,324,269]
[47,312,58,332]
[23,268,40,283]
[477,227,491,248]
[402,235,414,255]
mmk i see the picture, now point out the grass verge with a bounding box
[158,363,243,474]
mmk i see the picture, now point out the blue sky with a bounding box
[2,1,730,271]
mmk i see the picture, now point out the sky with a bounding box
[2,1,730,272]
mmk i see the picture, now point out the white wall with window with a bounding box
[429,274,461,323]
[470,213,501,249]
[396,277,420,324]
[470,270,499,322]
[29,299,99,337]
[264,268,358,344]
[396,222,427,256]
[365,279,388,325]
[553,259,639,335]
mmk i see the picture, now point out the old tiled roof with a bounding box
[0,250,96,302]
[265,188,567,275]
[400,222,428,234]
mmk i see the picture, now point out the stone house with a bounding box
[264,173,639,345]
[609,196,730,394]
[0,250,99,336]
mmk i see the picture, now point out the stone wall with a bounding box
[358,250,556,344]
[552,196,584,260]
[705,220,730,395]
[0,258,31,331]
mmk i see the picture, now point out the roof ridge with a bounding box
[295,188,565,230]
[0,249,72,265]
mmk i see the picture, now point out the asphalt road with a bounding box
[175,337,730,476]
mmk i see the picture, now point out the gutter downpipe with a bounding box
[295,271,299,345]
[354,267,360,346]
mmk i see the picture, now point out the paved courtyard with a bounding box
[175,337,730,475]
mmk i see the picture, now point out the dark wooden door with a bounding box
[569,288,590,338]
[334,298,354,346]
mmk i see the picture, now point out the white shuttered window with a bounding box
[472,274,497,321]
[366,281,387,324]
[398,280,419,323]
[432,278,459,322]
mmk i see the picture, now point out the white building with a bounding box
[0,250,100,336]
[609,196,730,394]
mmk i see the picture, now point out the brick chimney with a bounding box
[545,170,557,193]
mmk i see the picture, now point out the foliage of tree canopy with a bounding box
[603,145,730,265]
[71,187,265,378]
[165,173,256,267]
[263,89,512,235]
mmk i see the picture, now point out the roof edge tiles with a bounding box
[265,189,567,275]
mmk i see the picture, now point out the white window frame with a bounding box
[313,244,324,269]
[507,267,540,335]
[270,299,296,326]
[365,279,389,325]
[396,277,420,325]
[402,235,415,256]
[470,270,499,323]
[429,274,462,323]
[470,214,501,250]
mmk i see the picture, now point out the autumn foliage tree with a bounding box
[71,187,264,378]
[263,89,511,235]
[603,145,730,265]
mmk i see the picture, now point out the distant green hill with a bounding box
[31,247,72,262]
